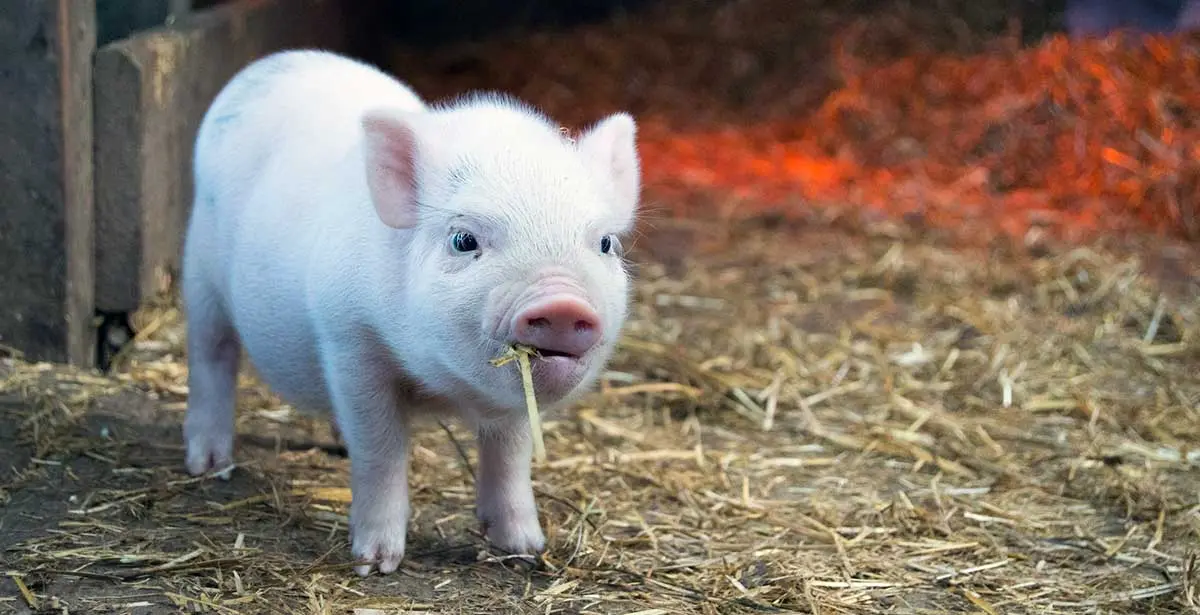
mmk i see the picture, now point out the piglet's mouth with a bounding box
[530,347,580,360]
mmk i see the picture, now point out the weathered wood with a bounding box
[93,0,348,313]
[96,0,192,46]
[0,0,97,367]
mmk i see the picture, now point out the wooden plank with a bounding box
[0,0,97,367]
[96,0,192,46]
[92,0,348,313]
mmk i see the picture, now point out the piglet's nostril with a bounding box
[574,320,593,333]
[528,317,551,329]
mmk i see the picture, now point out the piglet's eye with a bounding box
[600,234,621,256]
[451,231,479,253]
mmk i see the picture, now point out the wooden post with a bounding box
[92,0,348,315]
[96,0,192,46]
[0,0,97,367]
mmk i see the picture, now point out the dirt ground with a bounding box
[2,214,1199,614]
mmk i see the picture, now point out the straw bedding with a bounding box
[3,1,1200,612]
[3,213,1198,613]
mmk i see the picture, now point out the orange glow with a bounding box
[634,33,1200,243]
[389,19,1199,243]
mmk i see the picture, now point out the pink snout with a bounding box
[513,298,602,358]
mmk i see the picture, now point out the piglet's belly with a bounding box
[227,296,333,415]
[243,342,331,415]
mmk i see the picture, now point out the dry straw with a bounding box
[490,344,547,463]
[2,215,1198,613]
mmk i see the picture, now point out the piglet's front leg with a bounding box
[475,416,546,556]
[324,352,412,576]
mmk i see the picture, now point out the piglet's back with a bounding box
[193,50,427,223]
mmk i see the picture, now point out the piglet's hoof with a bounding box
[479,515,546,569]
[349,516,408,576]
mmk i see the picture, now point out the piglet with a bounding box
[180,49,640,576]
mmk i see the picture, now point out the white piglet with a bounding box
[181,49,640,576]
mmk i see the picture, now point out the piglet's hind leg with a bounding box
[182,285,241,480]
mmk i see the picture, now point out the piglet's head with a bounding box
[361,94,640,411]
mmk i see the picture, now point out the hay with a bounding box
[3,2,1199,610]
[490,344,547,463]
[2,216,1198,614]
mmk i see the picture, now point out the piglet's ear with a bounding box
[362,107,421,229]
[576,112,641,222]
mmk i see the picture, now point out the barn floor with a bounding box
[2,214,1199,614]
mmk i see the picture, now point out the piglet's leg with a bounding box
[475,416,546,556]
[182,285,240,479]
[324,351,411,576]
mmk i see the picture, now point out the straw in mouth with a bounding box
[489,344,547,463]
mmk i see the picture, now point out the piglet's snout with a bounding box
[513,297,601,358]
